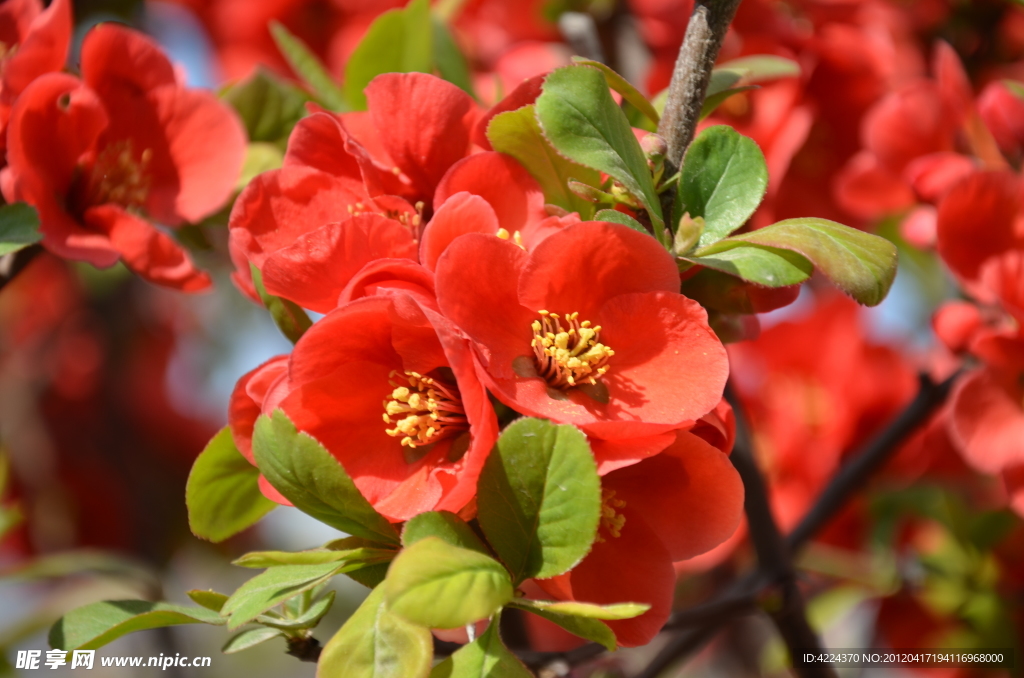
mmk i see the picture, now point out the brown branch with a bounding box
[656,0,743,172]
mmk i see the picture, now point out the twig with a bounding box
[656,0,743,171]
[724,384,836,678]
[786,371,960,551]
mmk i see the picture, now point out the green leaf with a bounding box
[343,0,433,111]
[594,208,647,234]
[402,511,488,554]
[677,126,768,247]
[187,590,228,613]
[221,562,345,630]
[1003,79,1024,99]
[536,65,664,229]
[487,104,599,217]
[269,22,345,111]
[508,601,616,650]
[49,601,223,652]
[717,55,801,83]
[221,68,310,145]
[222,627,283,654]
[233,545,394,569]
[429,622,532,678]
[476,418,601,583]
[257,590,335,630]
[317,585,433,678]
[0,203,41,256]
[432,16,475,97]
[695,217,899,306]
[252,410,400,546]
[679,268,797,315]
[384,537,513,629]
[511,599,649,620]
[238,142,284,191]
[571,57,659,125]
[684,244,812,287]
[186,427,277,543]
[250,264,312,343]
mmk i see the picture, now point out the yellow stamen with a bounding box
[85,140,152,209]
[383,370,468,449]
[530,311,614,388]
[595,489,626,543]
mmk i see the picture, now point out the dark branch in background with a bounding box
[656,0,743,172]
[558,12,606,63]
[635,371,959,677]
[723,383,836,678]
[0,244,42,293]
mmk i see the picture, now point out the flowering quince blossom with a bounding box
[435,220,729,447]
[1,23,246,291]
[533,431,744,647]
[0,0,71,157]
[229,71,574,312]
[228,293,498,522]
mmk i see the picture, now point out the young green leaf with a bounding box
[487,104,599,217]
[695,217,899,306]
[508,601,616,650]
[250,264,313,344]
[317,585,433,678]
[571,57,660,125]
[432,16,475,97]
[0,203,41,256]
[683,245,813,287]
[186,427,276,543]
[343,0,433,110]
[222,627,283,654]
[717,55,801,83]
[384,537,513,629]
[476,418,601,583]
[594,208,648,234]
[536,65,664,228]
[269,22,345,111]
[699,85,757,120]
[257,590,336,630]
[252,410,400,546]
[677,126,768,247]
[221,562,345,630]
[238,142,284,190]
[402,511,488,554]
[187,590,229,613]
[512,599,649,620]
[220,68,310,145]
[233,545,394,569]
[429,622,532,678]
[49,601,223,652]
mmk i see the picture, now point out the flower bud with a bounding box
[673,213,705,255]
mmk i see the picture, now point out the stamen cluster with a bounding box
[383,370,468,448]
[531,310,614,388]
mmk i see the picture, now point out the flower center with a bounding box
[596,489,626,543]
[383,370,468,449]
[348,200,425,241]
[530,310,614,389]
[81,140,152,210]
[496,228,524,248]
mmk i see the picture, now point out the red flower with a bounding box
[434,221,729,442]
[0,0,71,157]
[231,294,498,521]
[533,431,744,647]
[1,24,245,291]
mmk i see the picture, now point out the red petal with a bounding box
[518,221,681,320]
[557,513,675,647]
[472,74,545,150]
[949,367,1024,474]
[691,397,736,454]
[1004,465,1024,519]
[81,23,177,94]
[87,204,211,291]
[904,152,977,203]
[339,258,437,308]
[863,81,956,172]
[419,192,500,272]
[978,82,1024,157]
[834,151,915,219]
[931,301,984,353]
[146,84,247,224]
[229,355,289,464]
[604,430,745,561]
[933,41,972,126]
[936,171,1022,280]
[365,72,477,200]
[589,432,676,475]
[434,152,546,236]
[899,205,938,249]
[0,0,70,99]
[284,109,364,184]
[261,214,418,313]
